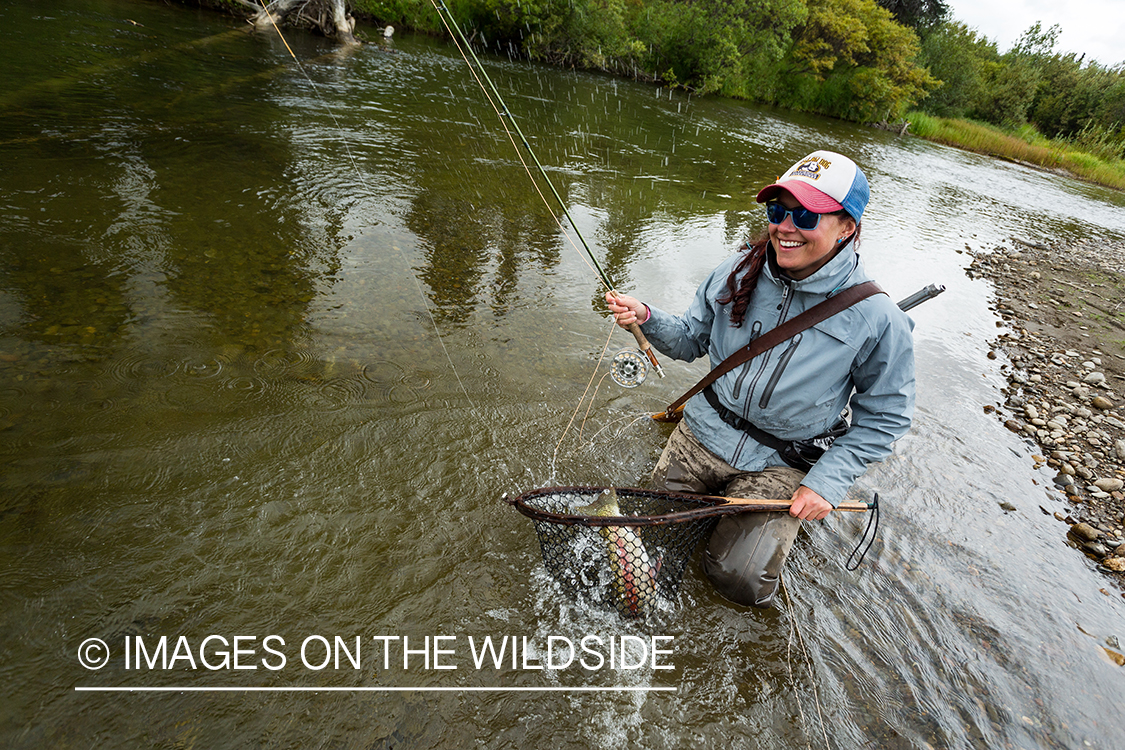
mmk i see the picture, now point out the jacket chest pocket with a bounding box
[758,333,801,409]
[750,326,860,432]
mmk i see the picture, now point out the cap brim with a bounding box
[755,182,844,213]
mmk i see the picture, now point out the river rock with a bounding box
[1084,541,1110,557]
[1104,557,1125,572]
[1071,522,1101,541]
[1084,371,1107,385]
[1095,478,1124,492]
[1092,396,1114,410]
[1025,404,1039,420]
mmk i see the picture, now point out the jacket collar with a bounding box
[763,240,865,297]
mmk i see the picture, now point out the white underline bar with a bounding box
[76,686,676,692]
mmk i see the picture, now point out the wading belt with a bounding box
[655,280,885,422]
[702,384,790,452]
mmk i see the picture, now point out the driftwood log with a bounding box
[231,0,358,46]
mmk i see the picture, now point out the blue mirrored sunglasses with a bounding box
[766,201,822,231]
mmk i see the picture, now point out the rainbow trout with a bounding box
[577,489,662,617]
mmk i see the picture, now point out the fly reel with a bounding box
[610,347,649,388]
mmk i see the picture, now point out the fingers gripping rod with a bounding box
[612,292,664,379]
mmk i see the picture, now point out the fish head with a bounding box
[576,488,622,518]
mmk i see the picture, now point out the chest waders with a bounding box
[652,420,804,607]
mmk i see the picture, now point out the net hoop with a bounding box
[506,485,780,526]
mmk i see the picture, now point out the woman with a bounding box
[606,150,915,608]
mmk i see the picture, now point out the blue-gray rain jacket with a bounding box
[639,244,915,507]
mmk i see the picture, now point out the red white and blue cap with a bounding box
[756,150,870,223]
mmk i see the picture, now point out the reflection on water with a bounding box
[2,0,1124,748]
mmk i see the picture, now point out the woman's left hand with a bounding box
[788,485,833,520]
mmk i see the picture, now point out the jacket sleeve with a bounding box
[636,258,734,362]
[799,308,916,507]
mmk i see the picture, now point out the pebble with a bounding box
[1084,541,1110,557]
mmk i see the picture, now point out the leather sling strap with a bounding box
[662,280,885,416]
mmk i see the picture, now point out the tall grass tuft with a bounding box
[906,111,1125,191]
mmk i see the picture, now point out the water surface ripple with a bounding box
[1,1,1124,748]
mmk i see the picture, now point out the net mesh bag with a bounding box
[506,486,726,619]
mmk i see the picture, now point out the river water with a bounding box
[3,1,1125,748]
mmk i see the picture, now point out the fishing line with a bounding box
[255,1,477,411]
[578,412,653,448]
[577,370,615,443]
[427,0,613,291]
[427,0,665,387]
[427,0,671,466]
[783,585,832,750]
[551,317,617,471]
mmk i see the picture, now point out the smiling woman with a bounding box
[605,149,914,608]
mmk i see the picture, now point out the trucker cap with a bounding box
[755,150,870,223]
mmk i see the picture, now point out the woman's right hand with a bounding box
[605,291,649,329]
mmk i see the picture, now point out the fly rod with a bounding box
[428,0,664,381]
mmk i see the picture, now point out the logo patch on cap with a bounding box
[790,157,831,181]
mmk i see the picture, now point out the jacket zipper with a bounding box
[740,280,793,416]
[759,332,802,408]
[732,319,762,400]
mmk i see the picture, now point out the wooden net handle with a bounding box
[721,497,871,513]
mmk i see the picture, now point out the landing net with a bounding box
[507,486,723,619]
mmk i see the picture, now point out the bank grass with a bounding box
[906,111,1125,191]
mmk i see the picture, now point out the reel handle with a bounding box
[625,323,664,378]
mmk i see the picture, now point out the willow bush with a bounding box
[351,0,929,121]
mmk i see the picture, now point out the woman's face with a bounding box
[767,191,857,280]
